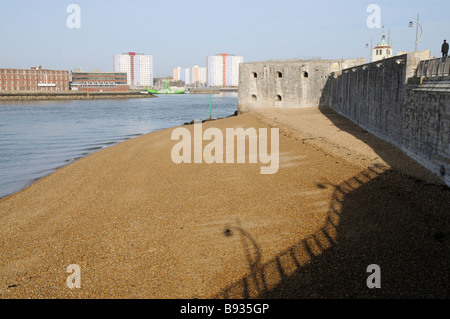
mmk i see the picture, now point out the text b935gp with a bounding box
[224,303,269,314]
[180,303,269,316]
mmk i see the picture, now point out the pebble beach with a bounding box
[0,106,449,299]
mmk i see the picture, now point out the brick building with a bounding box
[70,72,130,92]
[0,66,69,91]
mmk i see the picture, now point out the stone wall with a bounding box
[401,77,450,185]
[236,51,450,185]
[238,58,365,112]
[324,50,450,186]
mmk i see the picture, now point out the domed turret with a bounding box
[372,29,393,62]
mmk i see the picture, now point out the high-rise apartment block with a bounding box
[113,52,153,88]
[173,67,181,81]
[207,53,243,87]
[191,65,207,86]
[173,65,207,86]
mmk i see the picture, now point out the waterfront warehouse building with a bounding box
[113,52,153,88]
[70,72,130,92]
[207,53,243,87]
[0,66,69,91]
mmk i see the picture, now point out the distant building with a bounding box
[207,53,243,87]
[113,52,153,88]
[173,67,181,81]
[70,71,129,92]
[372,32,393,62]
[172,66,206,86]
[180,68,190,84]
[0,66,69,91]
[173,67,190,84]
[154,77,182,88]
[191,65,207,87]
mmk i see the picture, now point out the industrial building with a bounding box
[70,71,129,92]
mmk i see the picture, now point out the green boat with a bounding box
[147,80,185,94]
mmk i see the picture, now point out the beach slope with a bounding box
[0,107,449,299]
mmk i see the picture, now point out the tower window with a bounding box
[303,71,309,78]
[276,95,282,101]
[277,71,283,78]
[252,72,257,78]
[251,94,257,101]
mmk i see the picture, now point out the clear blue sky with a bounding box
[0,0,448,77]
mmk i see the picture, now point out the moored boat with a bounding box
[147,80,186,94]
[147,88,186,94]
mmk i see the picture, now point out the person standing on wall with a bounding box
[442,40,449,59]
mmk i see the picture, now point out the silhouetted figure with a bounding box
[442,40,449,59]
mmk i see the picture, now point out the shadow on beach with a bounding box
[212,101,450,298]
[214,164,450,299]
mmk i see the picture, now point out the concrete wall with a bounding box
[325,50,450,186]
[238,58,365,112]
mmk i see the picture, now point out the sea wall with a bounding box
[324,51,450,185]
[237,50,450,185]
[402,77,450,185]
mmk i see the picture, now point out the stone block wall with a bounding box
[325,51,450,185]
[237,58,365,112]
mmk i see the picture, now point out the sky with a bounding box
[0,0,448,77]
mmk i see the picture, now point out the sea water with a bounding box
[0,93,238,198]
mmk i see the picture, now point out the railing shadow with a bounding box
[210,165,370,298]
[211,79,450,297]
[212,162,450,298]
[210,62,450,298]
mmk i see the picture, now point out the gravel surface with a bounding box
[0,106,449,299]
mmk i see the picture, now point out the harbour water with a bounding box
[0,93,238,199]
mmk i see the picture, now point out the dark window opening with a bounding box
[252,72,257,78]
[277,71,283,78]
[303,71,309,78]
[276,95,282,101]
[251,94,257,101]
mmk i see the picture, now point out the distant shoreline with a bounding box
[0,91,157,101]
[188,87,238,94]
